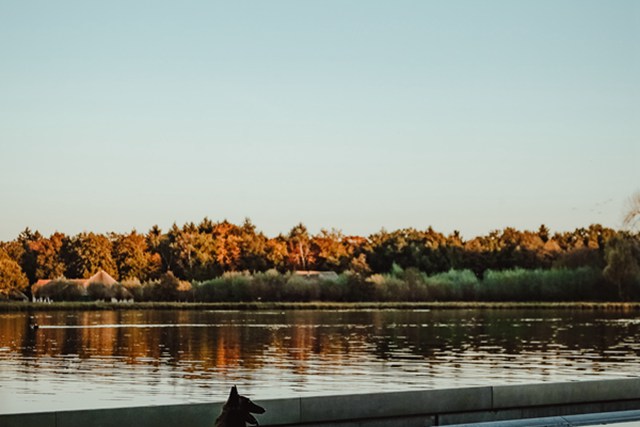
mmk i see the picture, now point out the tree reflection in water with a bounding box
[1,309,639,412]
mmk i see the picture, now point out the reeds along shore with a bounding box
[3,301,640,312]
[18,266,640,305]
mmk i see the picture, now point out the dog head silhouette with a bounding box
[214,386,265,427]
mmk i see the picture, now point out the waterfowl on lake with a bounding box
[29,318,39,330]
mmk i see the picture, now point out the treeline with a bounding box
[1,219,639,301]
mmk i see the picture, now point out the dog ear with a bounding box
[227,386,239,406]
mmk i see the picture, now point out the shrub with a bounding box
[111,283,134,301]
[478,268,603,301]
[252,269,288,301]
[368,274,409,301]
[341,271,375,301]
[193,277,229,302]
[29,267,609,303]
[86,282,114,301]
[141,271,188,301]
[426,269,479,301]
[282,275,320,301]
[121,278,143,301]
[35,280,86,301]
[224,272,253,301]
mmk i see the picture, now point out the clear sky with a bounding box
[1,1,638,241]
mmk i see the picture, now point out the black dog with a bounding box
[215,386,265,427]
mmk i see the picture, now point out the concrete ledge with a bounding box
[0,411,56,427]
[0,403,221,427]
[299,386,492,423]
[446,409,640,426]
[493,378,640,409]
[56,402,219,427]
[2,378,640,427]
[259,397,302,426]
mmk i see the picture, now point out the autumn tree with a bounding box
[210,220,242,272]
[167,222,216,280]
[493,227,546,270]
[366,229,393,273]
[112,230,156,281]
[551,225,615,270]
[0,240,23,264]
[537,224,550,243]
[62,232,117,279]
[198,217,215,234]
[444,230,465,270]
[0,228,44,284]
[348,253,372,276]
[146,224,171,274]
[339,235,370,274]
[265,235,288,271]
[1,230,67,283]
[286,223,314,271]
[366,227,450,274]
[237,218,269,271]
[30,232,66,280]
[19,228,45,283]
[312,229,349,271]
[0,248,29,297]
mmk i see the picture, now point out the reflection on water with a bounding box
[1,309,640,413]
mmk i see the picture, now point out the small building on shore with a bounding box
[32,270,129,301]
[294,270,339,281]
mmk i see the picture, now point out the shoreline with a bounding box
[3,379,640,426]
[1,301,640,312]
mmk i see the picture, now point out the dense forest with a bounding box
[1,218,639,302]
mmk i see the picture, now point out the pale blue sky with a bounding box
[1,1,638,241]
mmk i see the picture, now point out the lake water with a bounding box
[1,308,640,414]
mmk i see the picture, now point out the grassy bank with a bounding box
[28,266,621,304]
[2,301,640,312]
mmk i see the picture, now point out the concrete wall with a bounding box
[446,409,640,427]
[3,378,640,427]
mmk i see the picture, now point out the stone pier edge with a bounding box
[2,377,640,427]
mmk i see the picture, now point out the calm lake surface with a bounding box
[1,308,640,414]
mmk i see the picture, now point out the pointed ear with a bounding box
[227,386,239,405]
